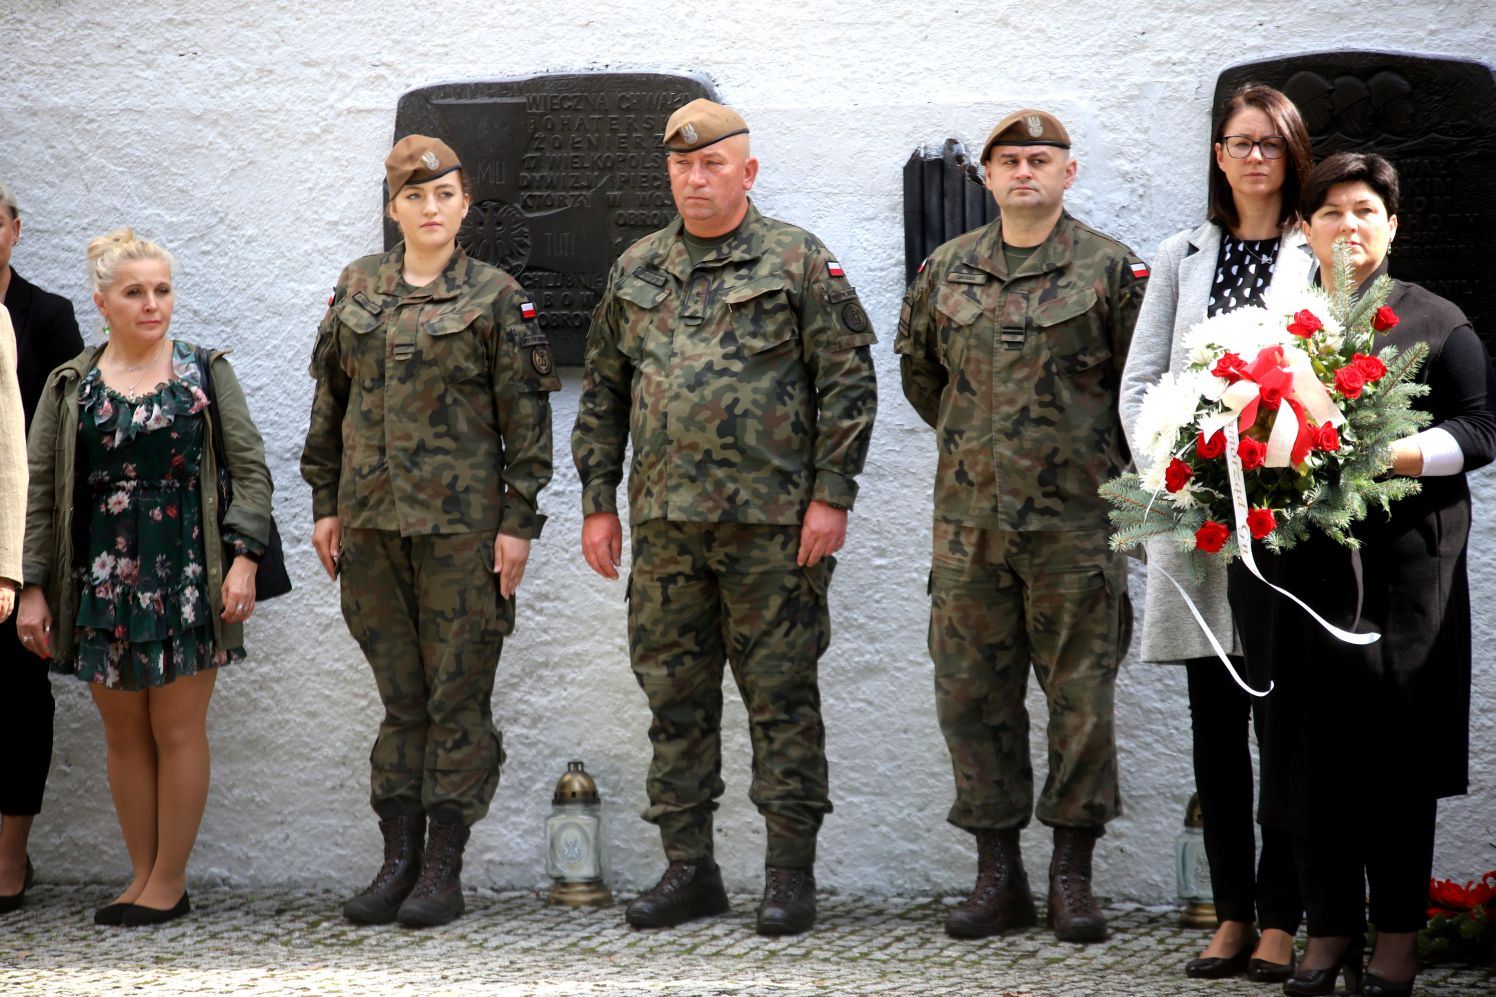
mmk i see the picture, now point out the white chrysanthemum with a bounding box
[1262,284,1345,342]
[1184,306,1304,366]
[1134,370,1213,470]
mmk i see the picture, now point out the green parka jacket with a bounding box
[22,344,272,663]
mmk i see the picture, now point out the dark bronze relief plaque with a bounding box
[901,139,997,285]
[1217,53,1496,359]
[388,73,718,364]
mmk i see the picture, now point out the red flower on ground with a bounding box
[1287,309,1324,337]
[1247,508,1277,539]
[1238,436,1267,470]
[1315,423,1341,452]
[1427,871,1496,916]
[1195,521,1231,553]
[1352,353,1388,382]
[1373,306,1400,332]
[1196,430,1226,459]
[1164,457,1193,493]
[1335,365,1366,399]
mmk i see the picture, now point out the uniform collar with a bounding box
[376,243,472,302]
[966,212,1076,281]
[657,201,767,281]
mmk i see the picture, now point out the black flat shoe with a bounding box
[1185,937,1255,978]
[0,858,34,913]
[121,892,190,926]
[1245,955,1295,983]
[93,902,134,926]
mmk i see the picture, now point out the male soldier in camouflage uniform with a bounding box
[302,136,560,928]
[896,109,1145,943]
[572,99,877,936]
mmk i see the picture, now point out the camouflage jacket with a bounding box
[572,203,878,527]
[895,213,1147,531]
[301,244,560,538]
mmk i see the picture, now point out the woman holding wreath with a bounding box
[1120,83,1313,981]
[16,228,272,926]
[1230,152,1496,996]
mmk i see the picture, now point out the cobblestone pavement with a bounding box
[2,887,1493,996]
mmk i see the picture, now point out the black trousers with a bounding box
[1185,656,1301,932]
[0,614,55,815]
[1295,795,1436,936]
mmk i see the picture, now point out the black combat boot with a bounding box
[625,859,729,928]
[1047,825,1108,942]
[343,808,426,925]
[945,829,1038,938]
[756,865,817,935]
[395,806,470,928]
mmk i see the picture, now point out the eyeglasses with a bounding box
[1220,135,1289,160]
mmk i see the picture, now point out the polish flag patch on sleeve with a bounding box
[520,301,537,320]
[827,261,846,278]
[1129,261,1150,279]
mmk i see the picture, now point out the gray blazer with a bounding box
[1118,220,1314,663]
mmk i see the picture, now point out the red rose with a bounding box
[1335,365,1366,399]
[1211,352,1246,380]
[1287,309,1324,338]
[1237,436,1267,470]
[1164,457,1193,493]
[1315,423,1341,452]
[1353,352,1388,382]
[1247,508,1277,539]
[1259,383,1285,409]
[1195,521,1231,553]
[1196,430,1226,459]
[1373,306,1399,332]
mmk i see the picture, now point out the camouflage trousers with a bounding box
[928,522,1130,833]
[339,528,512,826]
[628,520,834,868]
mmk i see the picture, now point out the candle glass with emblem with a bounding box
[544,760,613,907]
[1176,793,1217,928]
[1101,240,1429,687]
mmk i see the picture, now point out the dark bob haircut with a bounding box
[1207,83,1314,232]
[1299,151,1400,220]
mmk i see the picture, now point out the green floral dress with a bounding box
[53,341,257,690]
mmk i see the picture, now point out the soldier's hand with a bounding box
[494,532,531,599]
[581,511,622,580]
[313,515,342,580]
[797,500,847,567]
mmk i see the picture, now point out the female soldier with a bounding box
[17,228,272,925]
[302,136,559,928]
[1119,84,1313,981]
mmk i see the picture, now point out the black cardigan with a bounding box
[4,269,83,430]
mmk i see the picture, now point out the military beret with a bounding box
[385,135,462,200]
[980,109,1072,162]
[663,99,750,153]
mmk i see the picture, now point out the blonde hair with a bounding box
[86,227,175,294]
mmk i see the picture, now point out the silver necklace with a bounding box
[110,339,168,397]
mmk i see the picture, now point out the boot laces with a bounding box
[367,816,419,891]
[410,821,462,898]
[765,867,806,904]
[649,861,700,897]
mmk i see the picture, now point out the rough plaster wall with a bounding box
[2,0,1492,902]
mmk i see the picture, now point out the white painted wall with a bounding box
[4,1,1492,903]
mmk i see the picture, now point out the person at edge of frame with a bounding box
[896,108,1146,944]
[572,98,878,937]
[0,180,83,912]
[301,135,560,929]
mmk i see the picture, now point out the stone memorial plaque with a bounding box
[1217,53,1496,359]
[388,73,719,365]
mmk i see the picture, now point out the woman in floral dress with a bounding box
[16,228,272,926]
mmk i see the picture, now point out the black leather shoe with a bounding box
[121,892,190,926]
[626,860,729,928]
[1284,937,1363,996]
[396,810,470,928]
[756,865,816,936]
[93,902,134,926]
[1245,955,1295,983]
[0,859,34,913]
[344,811,426,925]
[1184,935,1255,978]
